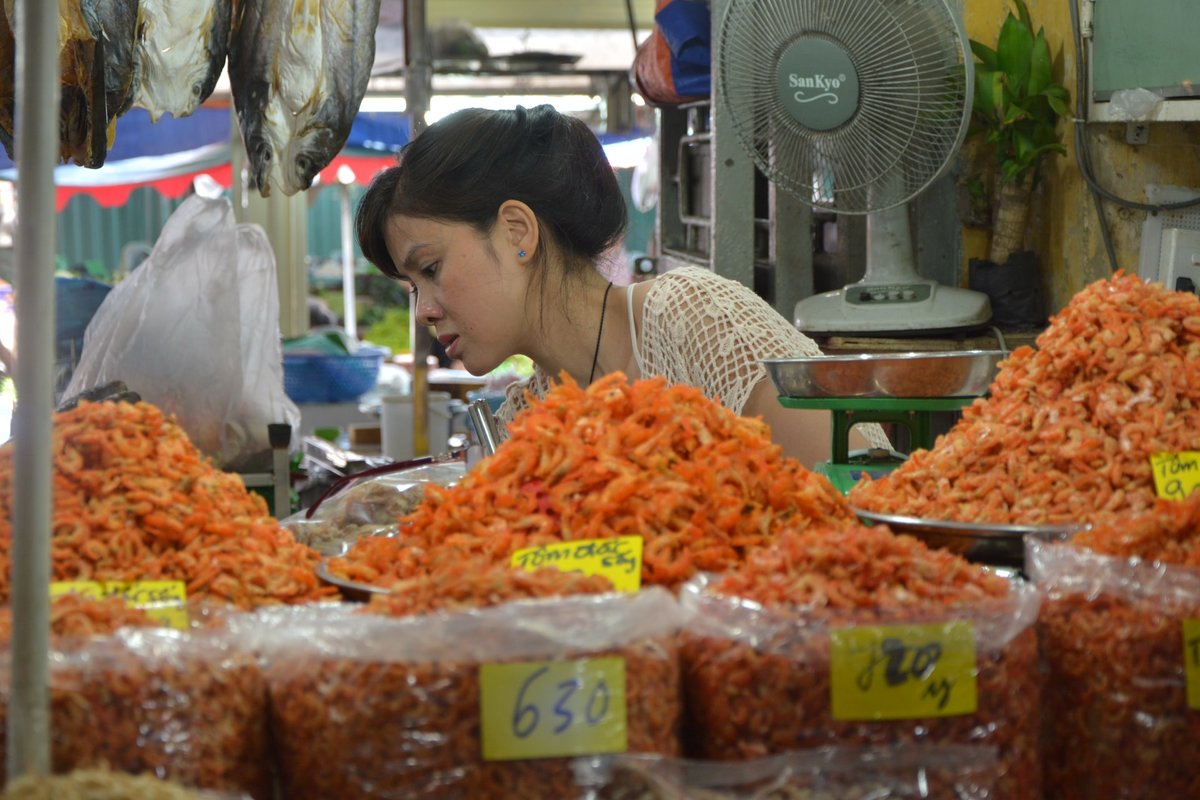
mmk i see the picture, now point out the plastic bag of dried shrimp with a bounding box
[1027,537,1200,799]
[280,458,466,555]
[678,525,1043,800]
[0,766,250,799]
[233,588,684,800]
[0,597,270,799]
[570,744,1000,799]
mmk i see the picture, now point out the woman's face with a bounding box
[382,214,528,375]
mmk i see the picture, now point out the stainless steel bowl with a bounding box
[316,558,391,602]
[763,350,1006,398]
[853,507,1082,570]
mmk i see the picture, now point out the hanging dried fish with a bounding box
[98,0,141,125]
[0,8,13,161]
[229,0,381,197]
[57,0,108,167]
[130,0,230,122]
[0,1,140,168]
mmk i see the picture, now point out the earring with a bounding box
[518,250,526,258]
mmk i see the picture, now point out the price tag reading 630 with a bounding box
[830,621,978,721]
[479,657,627,761]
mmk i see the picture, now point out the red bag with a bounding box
[633,0,711,107]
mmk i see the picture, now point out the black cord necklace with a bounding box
[588,281,614,384]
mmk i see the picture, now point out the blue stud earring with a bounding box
[518,250,526,258]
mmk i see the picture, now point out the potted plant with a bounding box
[965,0,1070,327]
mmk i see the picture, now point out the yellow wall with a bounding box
[963,0,1200,311]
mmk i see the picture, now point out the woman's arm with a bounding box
[743,375,883,469]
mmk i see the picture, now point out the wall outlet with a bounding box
[1126,122,1149,145]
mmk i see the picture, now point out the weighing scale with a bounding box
[764,351,1006,495]
[778,395,976,494]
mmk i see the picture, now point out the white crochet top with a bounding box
[498,266,889,448]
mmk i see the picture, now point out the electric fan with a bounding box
[718,0,991,334]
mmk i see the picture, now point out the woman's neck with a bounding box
[527,274,624,386]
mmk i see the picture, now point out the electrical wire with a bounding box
[1067,0,1200,272]
[624,0,640,55]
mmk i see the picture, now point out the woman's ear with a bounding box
[497,200,539,261]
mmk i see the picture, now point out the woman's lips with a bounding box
[438,334,460,359]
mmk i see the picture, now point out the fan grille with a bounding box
[719,0,972,214]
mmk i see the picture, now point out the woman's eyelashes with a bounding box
[420,261,439,280]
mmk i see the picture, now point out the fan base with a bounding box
[794,281,992,336]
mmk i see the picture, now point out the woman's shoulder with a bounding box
[495,367,553,428]
[642,266,758,312]
[641,266,822,358]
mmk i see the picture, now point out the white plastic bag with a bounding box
[66,195,299,469]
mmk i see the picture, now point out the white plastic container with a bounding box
[380,391,454,461]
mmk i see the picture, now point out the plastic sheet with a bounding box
[280,459,466,555]
[0,625,270,799]
[1027,540,1200,799]
[572,745,1000,799]
[234,589,684,799]
[678,576,1042,800]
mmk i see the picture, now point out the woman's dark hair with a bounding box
[355,105,627,282]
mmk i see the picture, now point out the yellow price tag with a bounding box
[479,657,627,761]
[1150,452,1200,501]
[511,536,642,593]
[1184,619,1200,711]
[830,621,977,720]
[50,580,189,630]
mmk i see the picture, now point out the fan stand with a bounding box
[794,203,992,336]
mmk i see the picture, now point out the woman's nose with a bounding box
[415,293,441,326]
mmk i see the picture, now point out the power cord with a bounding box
[624,0,640,55]
[1068,0,1200,272]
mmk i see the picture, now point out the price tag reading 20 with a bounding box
[479,657,627,761]
[830,621,978,721]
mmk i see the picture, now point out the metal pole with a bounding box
[339,177,357,340]
[406,0,432,456]
[8,0,59,781]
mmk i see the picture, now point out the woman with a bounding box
[355,105,888,466]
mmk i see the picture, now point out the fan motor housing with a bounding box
[777,36,859,131]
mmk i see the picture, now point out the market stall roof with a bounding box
[0,106,411,211]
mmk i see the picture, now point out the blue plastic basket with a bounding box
[283,348,385,404]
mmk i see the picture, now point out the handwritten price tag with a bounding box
[479,657,627,761]
[830,621,977,720]
[50,580,189,630]
[511,537,643,593]
[1150,452,1200,501]
[1184,619,1200,711]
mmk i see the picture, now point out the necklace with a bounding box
[588,281,614,384]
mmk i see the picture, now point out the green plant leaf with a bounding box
[1027,30,1052,97]
[997,13,1033,93]
[1013,0,1033,33]
[1045,90,1071,118]
[991,71,1007,120]
[970,40,998,70]
[974,68,997,116]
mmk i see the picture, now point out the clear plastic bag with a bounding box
[232,589,684,800]
[0,625,270,799]
[1027,539,1200,799]
[572,744,1000,799]
[280,459,466,554]
[678,576,1042,800]
[64,195,299,470]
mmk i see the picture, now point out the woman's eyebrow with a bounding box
[400,244,428,272]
